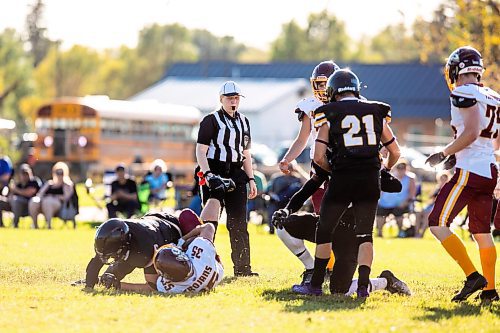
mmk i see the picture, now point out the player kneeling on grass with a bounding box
[273,210,411,297]
[118,222,224,294]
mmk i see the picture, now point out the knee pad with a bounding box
[356,234,373,246]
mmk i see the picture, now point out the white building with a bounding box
[130,77,310,149]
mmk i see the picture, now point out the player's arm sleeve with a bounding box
[377,102,392,124]
[450,94,477,108]
[85,255,104,288]
[313,106,328,128]
[197,115,217,145]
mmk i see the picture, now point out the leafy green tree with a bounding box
[271,20,308,61]
[25,0,53,67]
[0,29,33,130]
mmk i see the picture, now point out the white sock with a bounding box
[276,228,314,269]
[344,278,388,296]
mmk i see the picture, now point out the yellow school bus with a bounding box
[33,96,201,182]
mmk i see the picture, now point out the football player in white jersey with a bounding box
[426,46,499,302]
[274,61,339,284]
[119,213,224,294]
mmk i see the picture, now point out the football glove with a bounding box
[271,209,290,229]
[380,169,402,193]
[99,273,121,289]
[205,174,236,193]
[443,154,456,170]
[425,152,446,167]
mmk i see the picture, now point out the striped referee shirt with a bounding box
[197,108,251,163]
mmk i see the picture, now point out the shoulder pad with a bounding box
[296,97,323,114]
[452,84,478,98]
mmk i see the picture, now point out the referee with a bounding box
[195,80,258,277]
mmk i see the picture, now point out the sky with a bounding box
[0,0,442,50]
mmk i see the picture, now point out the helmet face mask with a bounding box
[154,245,194,282]
[311,61,340,102]
[94,219,131,265]
[444,46,484,91]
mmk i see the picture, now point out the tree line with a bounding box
[0,0,498,154]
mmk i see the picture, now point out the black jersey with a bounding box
[85,213,182,288]
[315,98,391,172]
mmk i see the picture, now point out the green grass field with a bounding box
[0,225,498,332]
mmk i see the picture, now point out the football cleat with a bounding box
[292,283,323,296]
[379,270,412,296]
[357,285,370,298]
[300,269,314,286]
[475,289,499,303]
[451,273,487,302]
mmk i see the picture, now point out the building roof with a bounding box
[130,77,308,113]
[154,61,451,119]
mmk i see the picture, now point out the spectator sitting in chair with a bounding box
[9,164,42,228]
[376,159,417,238]
[145,159,171,201]
[29,161,74,229]
[107,163,140,218]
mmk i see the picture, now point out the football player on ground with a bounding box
[273,210,411,296]
[425,46,499,302]
[119,191,226,293]
[78,211,185,289]
[292,69,400,297]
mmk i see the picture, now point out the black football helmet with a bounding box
[153,244,194,282]
[326,69,360,102]
[445,46,483,91]
[311,60,340,102]
[94,219,131,265]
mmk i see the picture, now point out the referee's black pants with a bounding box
[200,161,252,275]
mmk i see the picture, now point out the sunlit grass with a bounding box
[0,225,498,332]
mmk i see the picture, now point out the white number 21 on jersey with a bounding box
[341,115,377,147]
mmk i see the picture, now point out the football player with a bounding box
[293,69,400,297]
[425,46,499,302]
[274,210,411,296]
[275,61,339,280]
[78,210,200,290]
[119,196,225,293]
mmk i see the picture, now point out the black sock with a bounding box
[310,257,329,287]
[466,271,481,280]
[286,177,323,213]
[358,265,371,288]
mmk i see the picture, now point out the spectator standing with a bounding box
[106,164,140,218]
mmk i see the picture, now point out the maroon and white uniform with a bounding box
[156,237,223,294]
[295,97,323,160]
[429,83,499,233]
